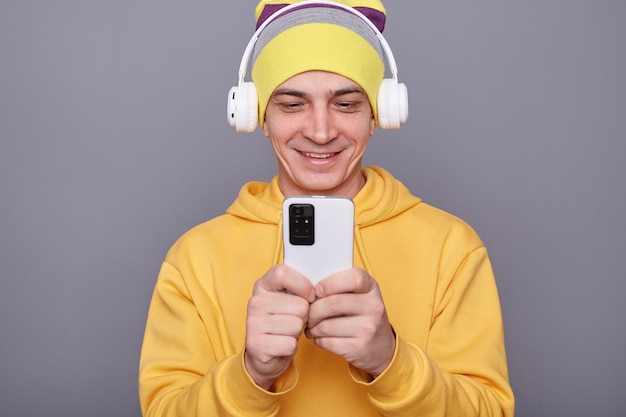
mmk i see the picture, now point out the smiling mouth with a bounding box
[302,152,335,159]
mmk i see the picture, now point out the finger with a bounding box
[258,265,316,302]
[305,314,357,339]
[244,334,299,389]
[315,268,375,298]
[304,315,396,378]
[248,313,307,339]
[306,292,363,328]
[248,290,310,319]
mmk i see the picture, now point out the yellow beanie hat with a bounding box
[251,0,387,127]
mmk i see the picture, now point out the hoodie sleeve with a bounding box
[349,246,515,417]
[138,260,298,417]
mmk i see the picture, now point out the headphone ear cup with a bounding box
[377,78,408,130]
[227,82,258,133]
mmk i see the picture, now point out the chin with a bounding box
[297,177,350,195]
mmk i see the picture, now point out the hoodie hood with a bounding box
[352,166,422,228]
[226,166,422,271]
[227,166,421,226]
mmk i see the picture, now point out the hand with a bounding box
[305,268,396,379]
[244,265,316,390]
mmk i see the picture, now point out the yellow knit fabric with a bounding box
[251,0,387,126]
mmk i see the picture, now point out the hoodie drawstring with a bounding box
[354,223,374,276]
[273,211,284,266]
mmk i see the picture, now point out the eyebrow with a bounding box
[271,86,366,99]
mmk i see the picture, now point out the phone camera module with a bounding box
[289,204,314,245]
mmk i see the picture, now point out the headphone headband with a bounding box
[228,0,408,132]
[238,0,399,86]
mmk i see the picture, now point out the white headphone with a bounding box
[227,0,408,133]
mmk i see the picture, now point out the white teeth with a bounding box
[303,152,334,159]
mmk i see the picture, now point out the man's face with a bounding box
[263,71,376,198]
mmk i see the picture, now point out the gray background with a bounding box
[1,1,624,416]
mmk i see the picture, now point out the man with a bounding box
[138,1,515,416]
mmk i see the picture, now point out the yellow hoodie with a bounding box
[139,166,514,416]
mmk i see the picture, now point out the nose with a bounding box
[304,105,338,144]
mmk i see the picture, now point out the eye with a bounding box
[271,95,307,113]
[275,101,306,113]
[333,91,367,113]
[335,101,362,112]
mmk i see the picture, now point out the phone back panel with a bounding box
[282,196,354,285]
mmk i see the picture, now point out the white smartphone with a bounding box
[282,196,354,285]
